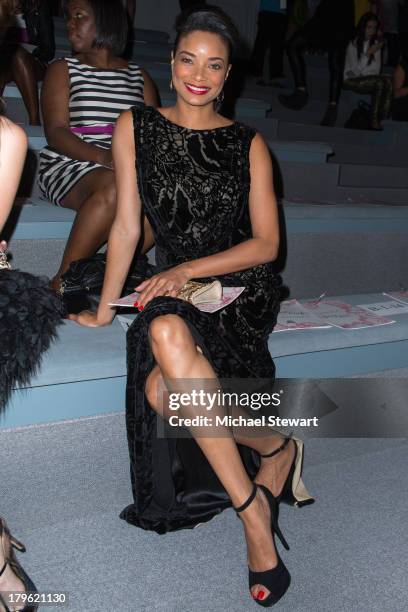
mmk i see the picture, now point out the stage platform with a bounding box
[4,292,408,430]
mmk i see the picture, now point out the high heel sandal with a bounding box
[0,518,38,612]
[259,437,315,508]
[234,484,291,608]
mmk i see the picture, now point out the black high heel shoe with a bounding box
[259,437,315,508]
[234,484,291,608]
[0,518,38,612]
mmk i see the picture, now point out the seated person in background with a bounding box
[343,12,392,129]
[0,0,55,125]
[391,44,408,119]
[279,0,355,127]
[38,0,158,291]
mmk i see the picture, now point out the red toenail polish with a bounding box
[257,591,265,600]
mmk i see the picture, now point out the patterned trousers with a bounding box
[343,75,393,123]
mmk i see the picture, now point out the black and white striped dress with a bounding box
[38,57,145,205]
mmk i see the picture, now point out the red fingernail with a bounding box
[139,305,144,311]
[133,301,139,307]
[257,591,265,600]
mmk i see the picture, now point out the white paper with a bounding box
[302,299,394,330]
[273,299,332,332]
[109,287,245,314]
[383,291,408,306]
[358,301,408,316]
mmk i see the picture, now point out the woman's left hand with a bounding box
[135,265,191,308]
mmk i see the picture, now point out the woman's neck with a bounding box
[76,48,125,69]
[164,100,230,130]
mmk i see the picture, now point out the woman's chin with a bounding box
[179,93,216,108]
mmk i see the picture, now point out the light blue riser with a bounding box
[3,377,126,429]
[274,341,408,378]
[3,339,408,430]
[2,291,408,430]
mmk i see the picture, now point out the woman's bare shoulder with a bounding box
[0,117,28,150]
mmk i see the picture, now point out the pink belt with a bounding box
[71,124,114,136]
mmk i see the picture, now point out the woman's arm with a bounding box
[393,65,408,98]
[0,119,28,232]
[70,110,142,326]
[41,60,112,167]
[344,42,358,79]
[136,132,280,306]
[365,42,383,76]
[141,68,160,108]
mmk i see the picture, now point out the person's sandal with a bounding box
[0,518,38,612]
[234,484,291,607]
[259,437,315,508]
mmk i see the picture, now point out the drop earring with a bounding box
[216,90,225,104]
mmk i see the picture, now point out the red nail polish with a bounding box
[257,591,265,601]
[139,305,144,311]
[133,301,139,307]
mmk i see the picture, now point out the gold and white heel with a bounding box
[259,437,315,508]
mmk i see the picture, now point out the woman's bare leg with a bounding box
[51,169,116,289]
[53,168,154,290]
[145,314,290,600]
[146,367,295,499]
[11,47,45,125]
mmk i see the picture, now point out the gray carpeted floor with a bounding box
[1,414,407,612]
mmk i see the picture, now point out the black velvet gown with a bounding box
[120,106,281,534]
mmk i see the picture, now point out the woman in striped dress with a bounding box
[38,0,158,290]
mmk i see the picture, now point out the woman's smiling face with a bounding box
[172,30,231,107]
[66,0,97,53]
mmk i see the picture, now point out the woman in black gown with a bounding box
[72,6,313,607]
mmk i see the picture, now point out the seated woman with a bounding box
[0,88,61,612]
[38,0,158,291]
[391,45,408,120]
[0,0,55,126]
[343,12,392,130]
[72,5,314,607]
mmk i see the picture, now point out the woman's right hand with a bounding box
[367,41,383,56]
[68,310,113,327]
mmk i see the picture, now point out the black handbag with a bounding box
[60,252,157,314]
[344,100,372,130]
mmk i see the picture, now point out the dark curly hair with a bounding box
[174,4,239,61]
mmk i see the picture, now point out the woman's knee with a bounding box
[149,315,192,352]
[91,178,117,212]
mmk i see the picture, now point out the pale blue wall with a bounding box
[134,0,260,51]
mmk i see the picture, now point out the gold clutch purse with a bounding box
[176,280,222,305]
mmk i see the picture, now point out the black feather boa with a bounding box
[0,269,63,414]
